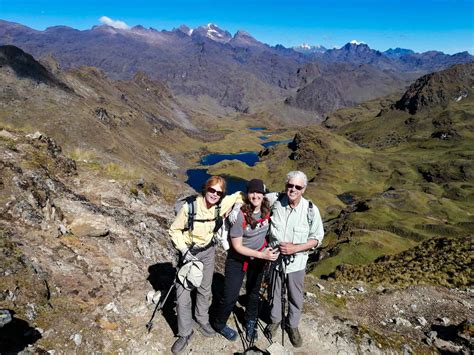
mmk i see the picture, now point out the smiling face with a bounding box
[204,183,223,207]
[285,177,306,206]
[248,191,264,211]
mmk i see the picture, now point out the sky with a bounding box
[1,0,473,54]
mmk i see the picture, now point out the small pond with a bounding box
[262,139,292,149]
[337,192,356,204]
[201,152,259,167]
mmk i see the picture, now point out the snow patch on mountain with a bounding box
[294,43,327,53]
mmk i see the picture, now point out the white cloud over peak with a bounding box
[99,16,130,30]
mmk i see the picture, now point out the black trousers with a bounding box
[213,252,265,331]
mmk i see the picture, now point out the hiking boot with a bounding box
[171,330,193,354]
[287,326,303,347]
[218,325,238,341]
[196,322,216,337]
[265,322,280,339]
[245,319,258,342]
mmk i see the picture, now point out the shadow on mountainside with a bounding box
[209,272,226,320]
[147,262,178,335]
[0,310,42,353]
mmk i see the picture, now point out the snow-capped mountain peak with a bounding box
[193,23,232,43]
[350,40,366,45]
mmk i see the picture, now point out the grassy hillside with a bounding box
[330,235,472,288]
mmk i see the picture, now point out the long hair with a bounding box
[202,176,226,197]
[241,195,271,229]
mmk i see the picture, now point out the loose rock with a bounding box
[71,333,82,346]
[416,317,427,326]
[395,317,412,327]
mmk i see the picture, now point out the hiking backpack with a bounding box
[174,195,222,233]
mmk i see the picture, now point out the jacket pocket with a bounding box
[293,226,309,244]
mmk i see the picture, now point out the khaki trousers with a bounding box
[270,268,305,328]
[175,245,216,336]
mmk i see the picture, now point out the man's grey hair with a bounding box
[286,170,308,187]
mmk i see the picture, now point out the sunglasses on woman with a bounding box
[286,183,304,191]
[207,187,223,196]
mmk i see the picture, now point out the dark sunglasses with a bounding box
[286,183,304,191]
[207,187,223,196]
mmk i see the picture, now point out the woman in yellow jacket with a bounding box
[169,176,243,354]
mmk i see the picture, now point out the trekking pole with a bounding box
[281,258,287,347]
[145,280,176,332]
[257,260,274,346]
[232,311,249,351]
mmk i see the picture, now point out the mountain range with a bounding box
[1,19,472,117]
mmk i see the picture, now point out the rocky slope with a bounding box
[0,128,174,352]
[0,44,215,196]
[284,61,417,115]
[394,61,474,114]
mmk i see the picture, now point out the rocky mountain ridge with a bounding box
[0,44,206,194]
[0,45,69,90]
[394,61,474,114]
[284,61,418,115]
[319,42,473,72]
[1,19,472,116]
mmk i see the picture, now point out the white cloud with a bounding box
[99,16,130,30]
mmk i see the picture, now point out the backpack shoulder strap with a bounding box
[212,202,223,235]
[186,195,197,231]
[241,210,247,230]
[215,202,221,219]
[277,192,285,202]
[307,199,314,228]
[270,192,285,219]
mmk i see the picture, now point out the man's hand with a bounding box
[180,247,198,263]
[279,239,318,255]
[228,203,242,224]
[278,242,299,255]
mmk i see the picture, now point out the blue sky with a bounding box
[1,0,473,54]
